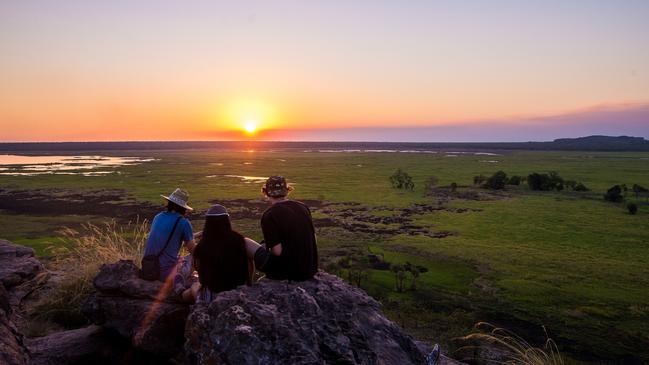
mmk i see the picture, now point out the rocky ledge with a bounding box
[1,240,464,364]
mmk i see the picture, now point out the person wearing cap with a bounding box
[179,204,255,303]
[244,176,318,281]
[143,188,196,281]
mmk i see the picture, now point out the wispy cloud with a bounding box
[249,102,649,142]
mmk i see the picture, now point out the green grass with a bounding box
[2,148,649,363]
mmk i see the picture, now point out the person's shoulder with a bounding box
[288,200,311,213]
[152,211,166,222]
[290,200,309,208]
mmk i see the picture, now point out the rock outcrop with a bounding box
[1,282,30,365]
[82,260,190,356]
[0,239,43,289]
[27,325,125,365]
[0,240,43,365]
[0,239,464,365]
[185,271,460,365]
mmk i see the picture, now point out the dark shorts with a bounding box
[254,246,279,274]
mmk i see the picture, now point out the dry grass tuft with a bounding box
[50,218,149,277]
[27,219,149,332]
[458,322,565,365]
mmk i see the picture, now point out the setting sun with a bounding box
[243,119,258,134]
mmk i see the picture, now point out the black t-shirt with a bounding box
[260,200,318,281]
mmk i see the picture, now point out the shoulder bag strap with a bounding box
[156,216,182,258]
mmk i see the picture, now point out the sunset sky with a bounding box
[1,1,648,142]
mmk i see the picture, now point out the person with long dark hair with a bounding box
[184,204,254,302]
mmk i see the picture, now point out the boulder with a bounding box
[185,271,455,365]
[1,282,30,365]
[82,260,190,356]
[27,325,127,365]
[0,239,43,288]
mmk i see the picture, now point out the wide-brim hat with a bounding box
[161,188,193,211]
[263,175,294,197]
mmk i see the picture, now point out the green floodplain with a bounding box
[1,147,648,363]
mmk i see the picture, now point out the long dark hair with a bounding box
[193,215,249,294]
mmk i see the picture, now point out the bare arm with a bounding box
[184,239,196,254]
[244,237,261,258]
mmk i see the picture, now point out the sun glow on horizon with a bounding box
[218,99,280,137]
[243,119,258,134]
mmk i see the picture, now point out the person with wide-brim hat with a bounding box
[142,188,196,281]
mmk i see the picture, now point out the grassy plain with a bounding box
[1,148,648,363]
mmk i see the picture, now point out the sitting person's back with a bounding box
[193,205,252,302]
[143,188,195,281]
[253,176,318,281]
[261,200,318,280]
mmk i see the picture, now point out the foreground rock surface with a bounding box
[27,325,125,365]
[82,260,190,356]
[0,239,44,289]
[186,271,458,365]
[1,282,30,365]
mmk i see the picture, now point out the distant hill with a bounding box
[0,135,648,152]
[546,135,649,150]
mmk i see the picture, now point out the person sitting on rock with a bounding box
[142,188,196,281]
[181,204,255,302]
[244,176,318,281]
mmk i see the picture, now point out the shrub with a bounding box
[389,169,414,190]
[508,175,522,185]
[627,202,638,215]
[573,183,589,192]
[564,180,576,189]
[604,185,624,203]
[483,171,508,190]
[548,171,564,191]
[528,172,565,191]
[632,184,649,199]
[450,182,458,192]
[528,173,551,191]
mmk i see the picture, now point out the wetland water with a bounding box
[0,155,155,176]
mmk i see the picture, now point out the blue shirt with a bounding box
[144,211,193,279]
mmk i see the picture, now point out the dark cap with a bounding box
[264,175,292,197]
[205,204,229,217]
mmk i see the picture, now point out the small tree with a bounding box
[548,171,564,191]
[528,173,550,191]
[508,176,522,186]
[604,185,624,203]
[390,169,414,190]
[484,171,508,190]
[627,202,638,215]
[450,182,458,193]
[632,184,648,199]
[528,172,565,191]
[404,262,428,290]
[391,265,408,292]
